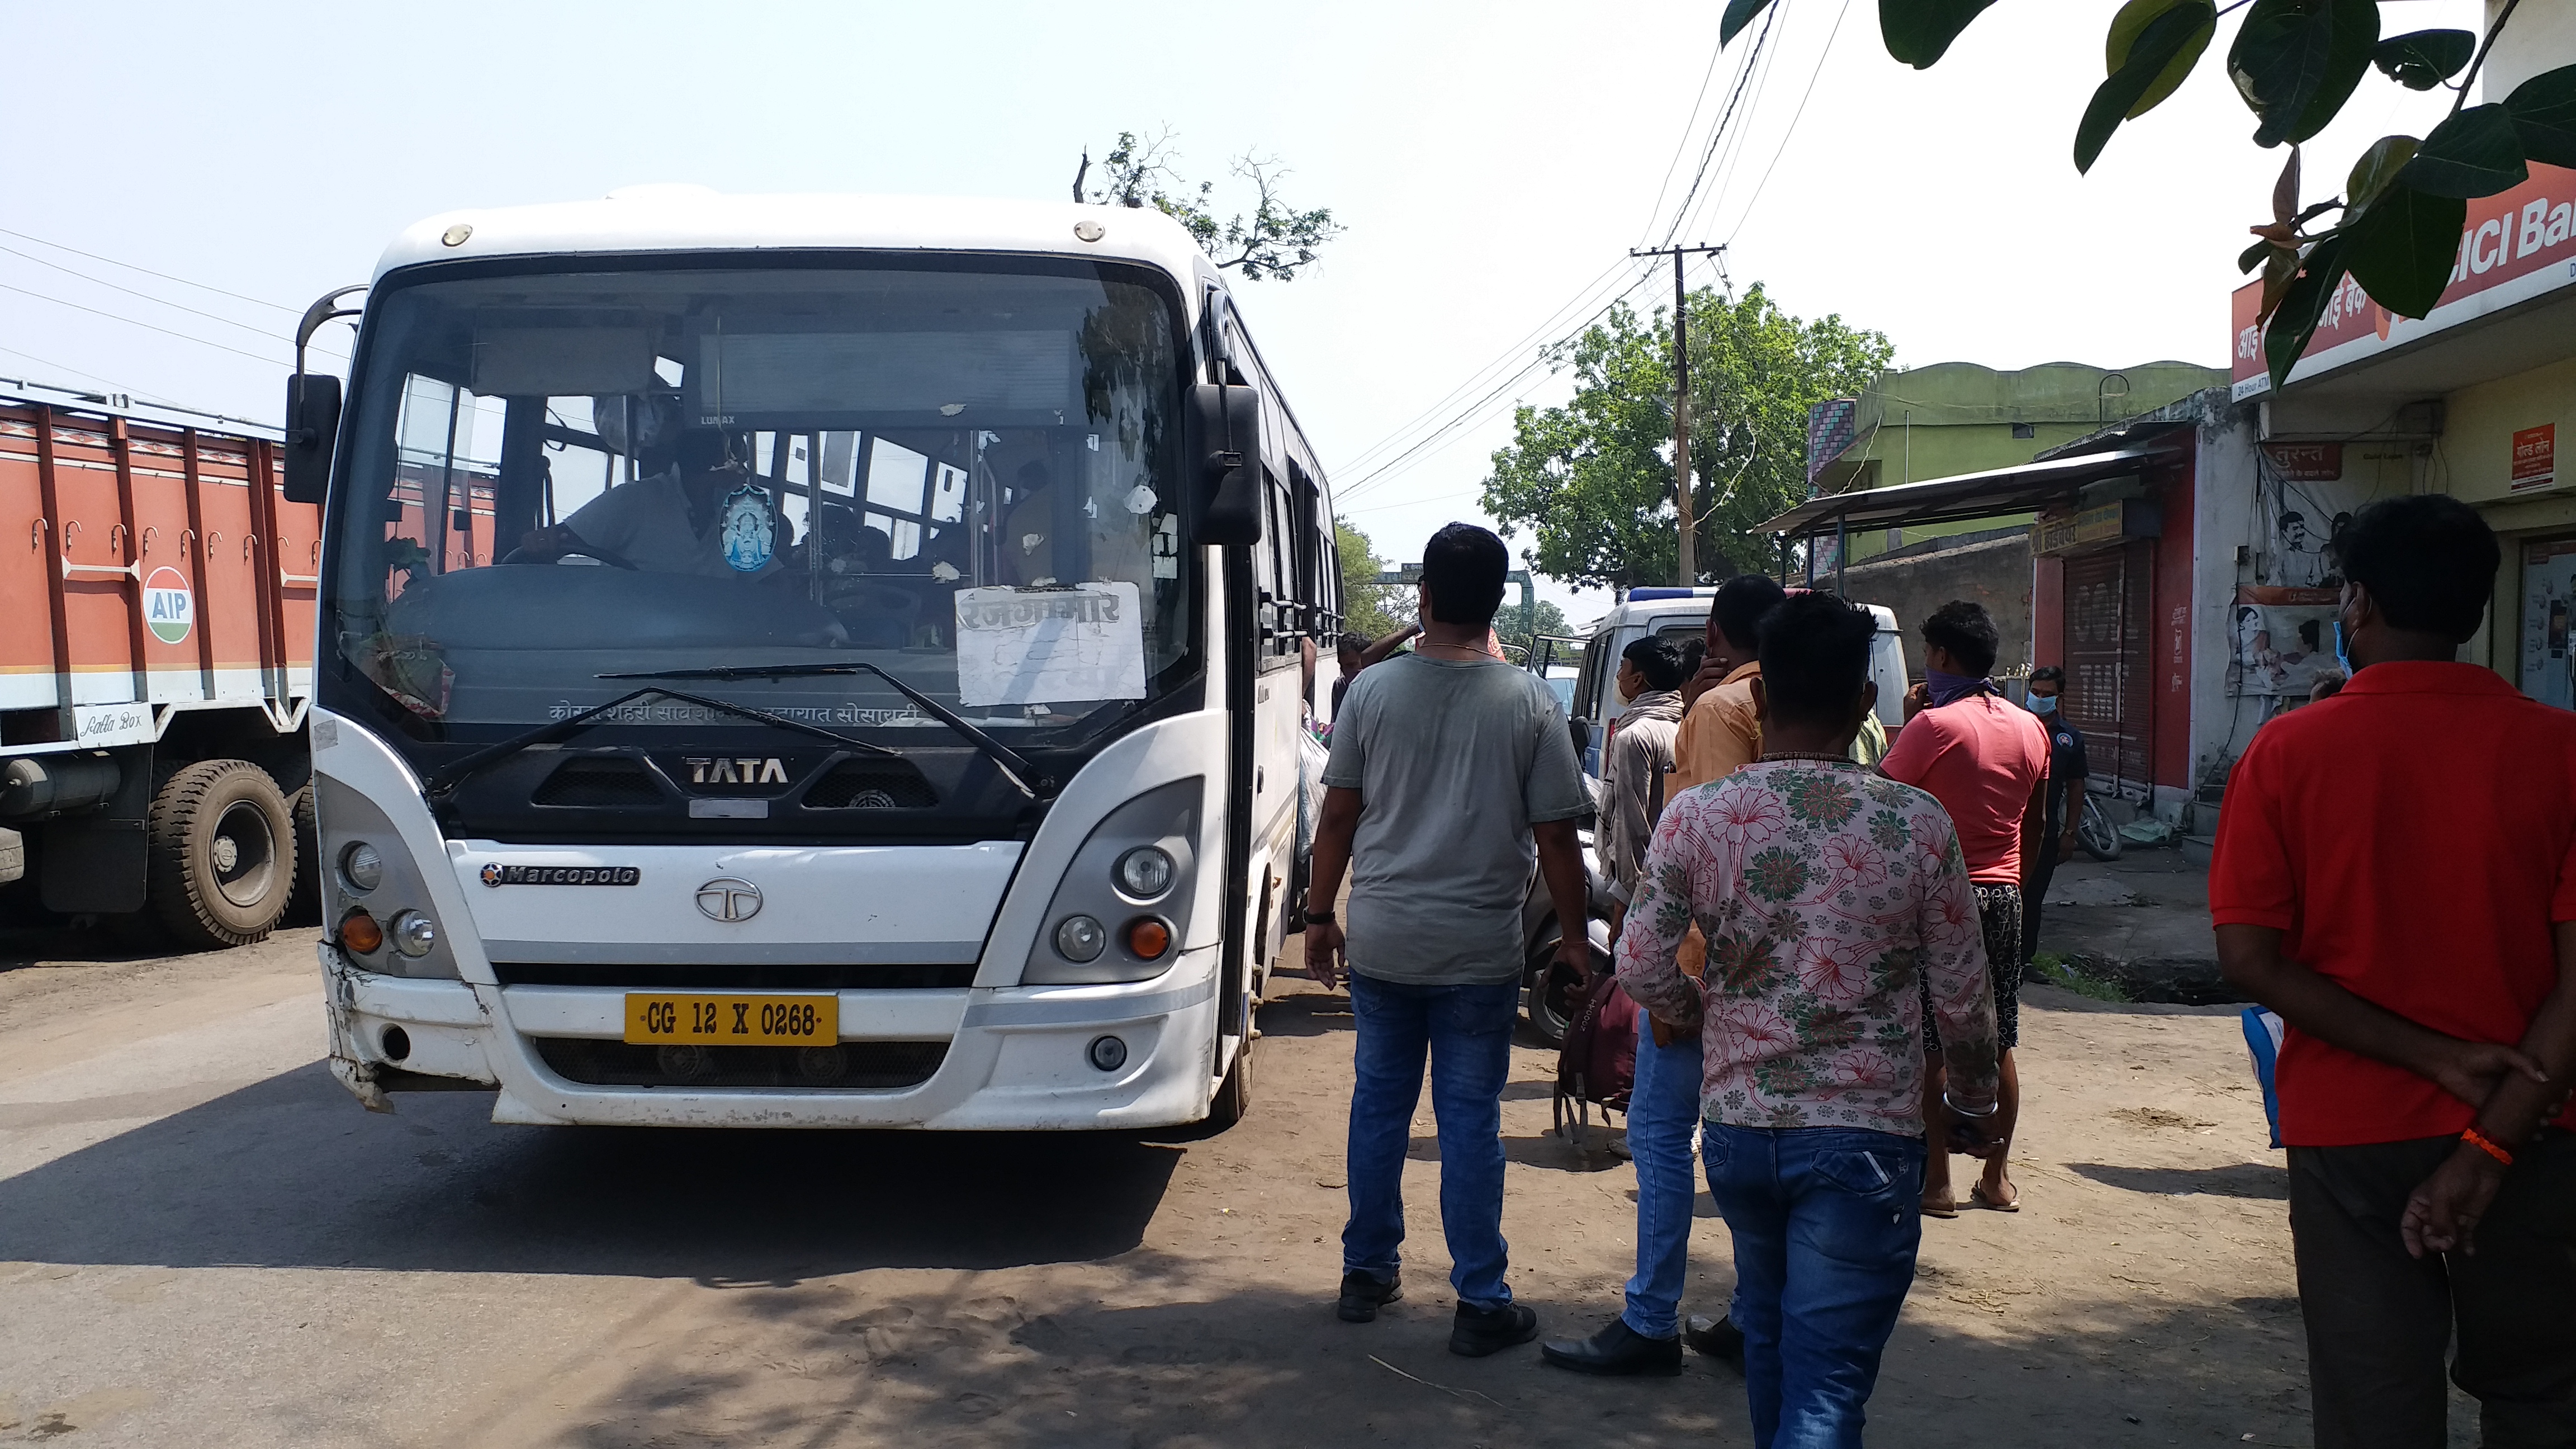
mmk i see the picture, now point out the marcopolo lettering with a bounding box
[479,863,642,888]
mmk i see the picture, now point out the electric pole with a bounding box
[1630,243,1723,588]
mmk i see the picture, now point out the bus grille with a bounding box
[803,759,937,809]
[532,757,665,807]
[532,1037,947,1090]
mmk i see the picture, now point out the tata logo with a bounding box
[687,757,790,786]
[695,877,763,922]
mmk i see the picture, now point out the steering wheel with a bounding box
[500,537,640,570]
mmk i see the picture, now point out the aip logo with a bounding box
[143,567,193,644]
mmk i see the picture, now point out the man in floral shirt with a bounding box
[1619,591,2001,1448]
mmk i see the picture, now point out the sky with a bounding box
[0,0,2488,627]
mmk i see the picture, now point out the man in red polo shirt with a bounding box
[2214,495,2576,1449]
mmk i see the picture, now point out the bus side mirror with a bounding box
[282,373,341,505]
[1186,381,1262,547]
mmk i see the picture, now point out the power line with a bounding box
[1640,23,1735,244]
[1661,0,1781,247]
[1679,3,1792,245]
[0,342,162,400]
[1722,0,1857,244]
[0,224,301,314]
[0,280,287,367]
[0,241,297,344]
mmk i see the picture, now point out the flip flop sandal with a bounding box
[1970,1184,2021,1213]
[1920,1198,1960,1219]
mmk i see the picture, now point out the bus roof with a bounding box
[372,189,1221,295]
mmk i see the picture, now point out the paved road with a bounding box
[3,926,2384,1447]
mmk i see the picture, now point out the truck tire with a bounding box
[146,759,298,949]
[285,784,321,925]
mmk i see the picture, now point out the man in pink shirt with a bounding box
[1878,600,2049,1217]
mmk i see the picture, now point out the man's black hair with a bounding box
[1337,631,1371,656]
[2280,510,2307,528]
[1621,636,1688,693]
[2029,664,2065,686]
[1709,575,1788,653]
[1420,522,1508,628]
[1757,592,1877,725]
[2331,495,2499,643]
[1676,636,1706,674]
[1921,599,2001,677]
[2298,618,2323,651]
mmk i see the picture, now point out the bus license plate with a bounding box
[624,993,837,1046]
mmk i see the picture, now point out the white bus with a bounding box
[286,190,1338,1130]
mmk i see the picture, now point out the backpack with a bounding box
[1554,965,1638,1150]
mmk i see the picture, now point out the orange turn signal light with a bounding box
[340,908,385,954]
[1127,918,1171,960]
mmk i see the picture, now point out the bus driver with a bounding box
[517,428,790,579]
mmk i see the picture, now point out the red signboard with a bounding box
[2232,164,2576,390]
[2260,441,2343,480]
[2514,424,2558,493]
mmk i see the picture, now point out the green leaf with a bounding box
[2343,183,2465,318]
[2265,234,2348,390]
[2345,135,2417,212]
[2370,29,2475,91]
[2505,63,2576,169]
[2400,104,2530,198]
[1879,0,1999,69]
[2228,0,2379,149]
[2238,237,2277,273]
[2108,0,2217,117]
[2077,1,2218,172]
[1722,0,1775,46]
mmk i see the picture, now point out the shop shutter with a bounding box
[2063,542,2153,788]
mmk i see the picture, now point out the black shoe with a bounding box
[1540,1318,1683,1376]
[1338,1270,1401,1323]
[1684,1314,1745,1361]
[1450,1300,1540,1357]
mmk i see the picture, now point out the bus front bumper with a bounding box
[319,943,1223,1129]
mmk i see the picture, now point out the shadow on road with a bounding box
[0,1062,1180,1279]
[2064,1159,2290,1200]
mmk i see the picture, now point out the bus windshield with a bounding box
[324,258,1194,743]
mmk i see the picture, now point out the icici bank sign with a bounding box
[2231,163,2576,395]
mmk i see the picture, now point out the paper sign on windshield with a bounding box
[954,583,1148,707]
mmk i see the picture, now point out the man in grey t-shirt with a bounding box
[1306,522,1592,1358]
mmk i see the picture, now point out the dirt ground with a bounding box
[0,922,2439,1447]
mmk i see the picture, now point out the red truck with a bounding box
[0,383,320,946]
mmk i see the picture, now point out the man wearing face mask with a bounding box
[2216,495,2576,1449]
[2018,666,2088,970]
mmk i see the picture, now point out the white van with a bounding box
[1566,586,1908,777]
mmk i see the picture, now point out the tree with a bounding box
[1333,520,1410,640]
[1073,130,1343,281]
[1495,599,1575,666]
[1481,283,1892,593]
[1712,0,2576,387]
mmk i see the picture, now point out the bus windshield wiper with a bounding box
[598,662,1054,799]
[419,684,901,801]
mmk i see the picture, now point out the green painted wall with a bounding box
[1816,361,2226,562]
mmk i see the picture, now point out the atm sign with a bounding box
[144,567,193,644]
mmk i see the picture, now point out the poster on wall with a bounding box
[2229,585,2338,697]
[2521,538,2576,712]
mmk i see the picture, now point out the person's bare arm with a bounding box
[2404,924,2576,1256]
[2217,925,2545,1110]
[1679,654,1730,711]
[1303,786,1361,991]
[1533,818,1593,984]
[1356,623,1419,669]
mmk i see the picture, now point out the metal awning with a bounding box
[1754,446,2175,537]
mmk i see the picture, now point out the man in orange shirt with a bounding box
[1672,577,1786,793]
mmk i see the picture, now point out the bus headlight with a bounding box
[1116,846,1175,899]
[1023,778,1203,986]
[1054,915,1107,962]
[339,840,384,893]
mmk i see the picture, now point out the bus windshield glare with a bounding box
[325,259,1193,740]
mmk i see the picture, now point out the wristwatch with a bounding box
[1306,906,1336,924]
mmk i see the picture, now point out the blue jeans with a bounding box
[1704,1124,1927,1449]
[1342,972,1521,1310]
[1622,1020,1704,1338]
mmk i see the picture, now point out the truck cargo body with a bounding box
[0,390,316,944]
